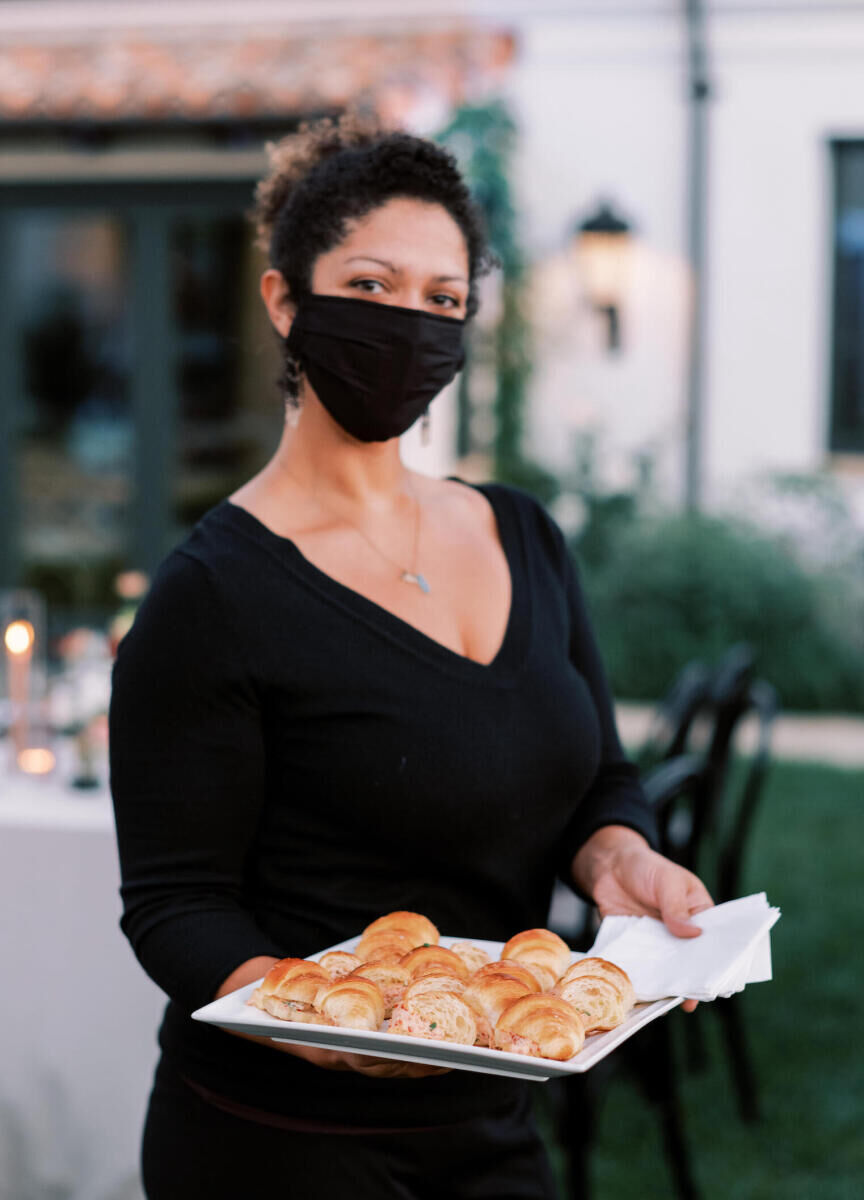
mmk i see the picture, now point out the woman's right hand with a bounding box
[274,1041,451,1078]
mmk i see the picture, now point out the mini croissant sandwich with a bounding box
[315,977,385,1031]
[471,960,540,994]
[318,951,363,979]
[355,929,415,963]
[248,958,331,1024]
[494,994,585,1061]
[500,929,572,980]
[449,941,491,974]
[350,962,410,1017]
[462,973,536,1047]
[400,945,470,982]
[521,963,558,992]
[403,973,466,1001]
[557,957,636,1012]
[359,911,440,950]
[388,991,477,1045]
[553,974,627,1033]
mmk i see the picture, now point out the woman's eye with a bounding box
[431,294,460,309]
[351,278,384,293]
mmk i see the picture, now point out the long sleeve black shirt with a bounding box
[109,481,656,1125]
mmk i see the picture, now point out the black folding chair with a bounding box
[636,659,713,770]
[549,753,709,1200]
[550,658,716,954]
[549,651,778,1196]
[707,677,779,1122]
[652,669,778,1123]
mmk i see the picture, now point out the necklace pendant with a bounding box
[401,570,431,595]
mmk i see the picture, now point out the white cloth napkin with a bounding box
[585,893,781,1002]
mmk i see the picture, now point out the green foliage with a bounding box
[573,491,638,572]
[576,511,864,713]
[436,99,533,474]
[436,99,521,272]
[493,455,561,508]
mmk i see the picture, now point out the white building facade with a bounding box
[501,1,864,523]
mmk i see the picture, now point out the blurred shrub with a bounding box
[574,511,864,714]
[495,454,561,508]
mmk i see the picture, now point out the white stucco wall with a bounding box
[505,14,690,495]
[705,12,864,505]
[503,4,864,512]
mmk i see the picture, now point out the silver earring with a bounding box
[421,408,431,446]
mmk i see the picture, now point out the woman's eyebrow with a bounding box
[344,255,400,272]
[343,255,467,284]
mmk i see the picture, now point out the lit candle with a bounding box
[5,619,34,761]
[17,746,56,775]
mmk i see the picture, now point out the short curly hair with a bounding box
[252,111,497,403]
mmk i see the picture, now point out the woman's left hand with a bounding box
[572,824,714,1013]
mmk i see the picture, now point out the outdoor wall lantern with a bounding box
[571,201,634,353]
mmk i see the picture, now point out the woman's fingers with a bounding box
[341,1051,450,1078]
[286,1043,450,1077]
[656,863,714,938]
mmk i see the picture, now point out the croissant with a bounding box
[404,973,466,1001]
[350,962,409,1017]
[449,941,491,974]
[400,945,469,982]
[522,962,558,992]
[359,911,439,949]
[553,974,627,1033]
[316,977,385,1031]
[494,994,585,1061]
[388,991,477,1045]
[248,958,331,1024]
[355,929,415,963]
[557,957,636,1011]
[471,960,540,994]
[463,974,534,1047]
[500,929,572,980]
[318,951,363,979]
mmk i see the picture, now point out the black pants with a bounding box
[142,1058,560,1200]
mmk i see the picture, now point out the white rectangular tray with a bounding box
[192,935,683,1082]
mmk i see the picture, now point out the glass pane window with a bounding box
[166,214,278,535]
[170,214,281,533]
[830,142,864,454]
[12,211,133,612]
[1,182,282,626]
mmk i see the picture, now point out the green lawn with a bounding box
[543,760,864,1199]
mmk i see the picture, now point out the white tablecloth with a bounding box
[0,769,164,1200]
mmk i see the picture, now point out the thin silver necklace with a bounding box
[289,469,431,595]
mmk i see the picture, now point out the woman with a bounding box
[110,113,712,1199]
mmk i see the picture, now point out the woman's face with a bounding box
[309,196,470,318]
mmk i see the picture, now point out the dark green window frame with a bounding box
[0,177,257,589]
[829,140,864,455]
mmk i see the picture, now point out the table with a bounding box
[0,763,164,1200]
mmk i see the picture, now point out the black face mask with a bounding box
[285,293,466,442]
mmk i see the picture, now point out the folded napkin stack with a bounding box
[586,893,781,1003]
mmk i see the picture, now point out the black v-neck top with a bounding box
[109,481,655,1126]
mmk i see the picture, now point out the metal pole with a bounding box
[683,0,711,513]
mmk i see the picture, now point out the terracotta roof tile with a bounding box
[0,28,516,121]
